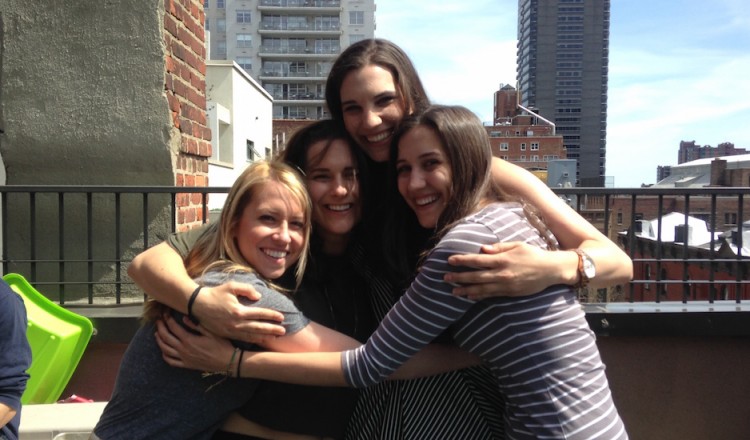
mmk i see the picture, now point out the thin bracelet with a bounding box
[226,347,240,377]
[236,349,245,379]
[187,285,202,324]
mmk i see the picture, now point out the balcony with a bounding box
[258,0,342,13]
[258,45,341,59]
[259,70,328,81]
[6,185,749,439]
[258,23,342,38]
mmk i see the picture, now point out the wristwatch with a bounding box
[574,249,596,289]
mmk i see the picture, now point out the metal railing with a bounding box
[2,186,748,311]
[0,185,225,305]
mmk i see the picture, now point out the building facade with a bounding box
[203,0,376,120]
[205,61,274,211]
[677,140,748,164]
[487,84,566,181]
[516,0,610,186]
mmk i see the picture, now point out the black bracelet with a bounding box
[187,285,202,324]
[236,349,245,379]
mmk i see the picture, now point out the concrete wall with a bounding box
[64,320,750,440]
[0,0,176,186]
[0,0,210,301]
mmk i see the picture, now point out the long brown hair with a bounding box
[387,106,557,278]
[325,38,430,121]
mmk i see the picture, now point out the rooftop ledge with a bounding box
[582,300,748,337]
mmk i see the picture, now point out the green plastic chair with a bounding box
[3,273,94,404]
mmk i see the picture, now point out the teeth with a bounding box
[416,195,438,206]
[328,204,351,212]
[263,249,288,259]
[367,131,391,143]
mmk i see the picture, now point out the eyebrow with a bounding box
[341,90,398,107]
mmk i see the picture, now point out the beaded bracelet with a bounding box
[187,285,202,324]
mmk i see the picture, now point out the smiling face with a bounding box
[396,125,452,228]
[305,139,362,252]
[340,64,407,162]
[233,181,306,280]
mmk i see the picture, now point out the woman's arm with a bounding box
[129,242,286,343]
[445,158,632,299]
[155,313,480,383]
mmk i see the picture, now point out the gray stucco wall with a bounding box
[0,0,180,302]
[0,0,176,185]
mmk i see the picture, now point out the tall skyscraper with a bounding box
[517,0,610,186]
[204,0,376,120]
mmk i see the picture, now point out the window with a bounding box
[531,142,539,151]
[289,83,308,99]
[217,41,227,55]
[236,57,252,71]
[315,16,339,31]
[499,142,509,151]
[204,0,209,8]
[349,34,365,45]
[531,155,539,162]
[519,155,526,162]
[288,106,308,119]
[247,140,257,162]
[289,61,307,74]
[217,0,225,8]
[217,18,226,32]
[617,212,623,225]
[237,34,252,48]
[489,131,502,138]
[205,18,210,31]
[315,38,340,54]
[237,10,251,24]
[725,212,738,225]
[520,143,526,151]
[349,11,364,25]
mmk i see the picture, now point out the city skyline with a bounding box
[374,0,750,187]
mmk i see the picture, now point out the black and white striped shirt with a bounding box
[343,203,628,440]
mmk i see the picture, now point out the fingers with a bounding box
[155,323,183,367]
[239,307,285,324]
[226,281,262,301]
[233,322,285,345]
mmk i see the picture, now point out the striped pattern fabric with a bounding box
[343,203,628,440]
[344,243,506,439]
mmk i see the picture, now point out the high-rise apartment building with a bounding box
[517,0,610,186]
[203,0,376,120]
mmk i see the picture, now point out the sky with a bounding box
[374,0,750,187]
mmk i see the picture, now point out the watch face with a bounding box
[583,256,596,278]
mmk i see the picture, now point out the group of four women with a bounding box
[92,38,632,440]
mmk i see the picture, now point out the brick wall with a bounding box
[163,0,211,231]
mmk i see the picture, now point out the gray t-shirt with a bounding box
[93,271,309,440]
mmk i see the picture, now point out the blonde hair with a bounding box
[143,160,311,322]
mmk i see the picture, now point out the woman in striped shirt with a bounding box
[160,105,629,439]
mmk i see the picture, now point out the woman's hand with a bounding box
[191,281,286,345]
[155,313,235,373]
[444,242,578,300]
[129,241,286,345]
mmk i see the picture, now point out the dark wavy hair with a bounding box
[325,38,430,121]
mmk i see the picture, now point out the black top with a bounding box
[236,238,377,439]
